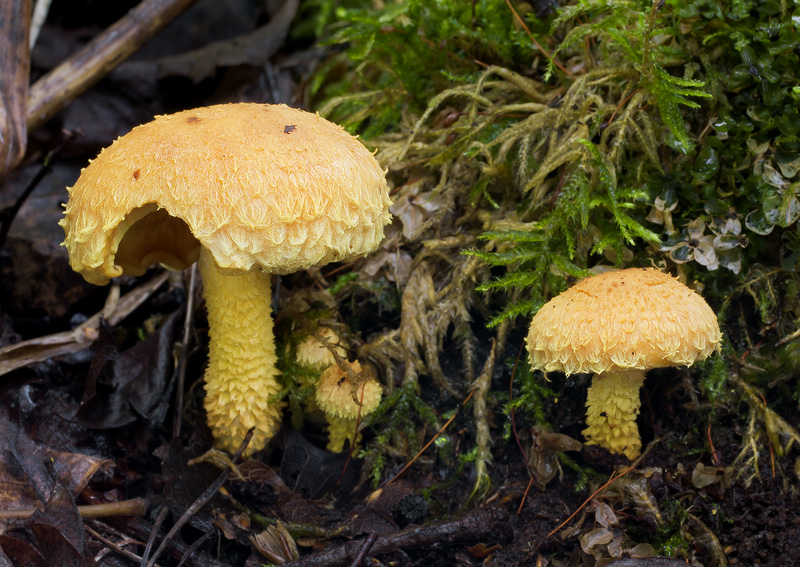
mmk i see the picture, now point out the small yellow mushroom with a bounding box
[526,268,721,460]
[296,327,347,372]
[315,360,382,452]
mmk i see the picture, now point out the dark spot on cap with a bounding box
[186,116,200,124]
[132,169,140,180]
[284,124,297,134]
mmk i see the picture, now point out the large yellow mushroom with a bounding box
[60,103,392,455]
[526,268,721,459]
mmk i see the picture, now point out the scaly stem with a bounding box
[582,369,646,460]
[326,414,358,453]
[200,247,283,455]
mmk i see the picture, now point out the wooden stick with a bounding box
[26,0,198,132]
[0,0,32,177]
[0,497,147,520]
[284,507,506,567]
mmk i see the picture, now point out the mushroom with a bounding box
[315,360,382,452]
[60,103,392,455]
[296,327,347,372]
[526,268,721,459]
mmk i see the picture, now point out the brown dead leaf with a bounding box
[0,416,111,515]
[390,179,444,240]
[234,449,350,532]
[692,462,733,490]
[250,521,299,564]
[46,449,112,500]
[137,0,298,83]
[28,480,95,567]
[594,502,619,529]
[278,428,357,500]
[466,542,502,559]
[580,527,615,557]
[77,308,181,429]
[0,536,47,567]
[0,448,97,566]
[527,427,582,490]
[362,224,412,285]
[0,270,168,376]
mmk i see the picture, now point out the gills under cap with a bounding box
[60,103,392,285]
[527,268,721,375]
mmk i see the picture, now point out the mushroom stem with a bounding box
[326,414,359,453]
[199,247,283,455]
[582,369,645,460]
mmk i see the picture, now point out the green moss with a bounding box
[658,532,691,558]
[307,0,800,490]
[502,357,557,434]
[643,497,691,558]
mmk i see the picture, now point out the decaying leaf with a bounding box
[250,521,299,564]
[77,308,181,429]
[527,427,582,490]
[594,502,619,529]
[0,417,111,517]
[0,448,97,567]
[0,271,169,377]
[692,463,733,490]
[278,428,357,500]
[580,527,616,558]
[362,225,413,285]
[390,178,444,240]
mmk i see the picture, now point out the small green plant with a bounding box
[310,0,800,494]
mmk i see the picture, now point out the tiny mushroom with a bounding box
[526,268,721,459]
[315,360,382,452]
[295,327,347,372]
[61,103,392,455]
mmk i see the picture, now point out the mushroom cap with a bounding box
[315,361,382,420]
[61,103,392,285]
[296,327,347,371]
[526,268,721,375]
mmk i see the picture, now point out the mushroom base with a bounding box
[582,369,645,460]
[326,414,359,453]
[200,247,284,455]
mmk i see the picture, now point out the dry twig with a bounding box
[0,497,147,521]
[284,507,506,567]
[0,0,32,177]
[26,0,198,131]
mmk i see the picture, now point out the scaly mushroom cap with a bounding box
[315,361,382,420]
[296,327,347,371]
[60,103,392,285]
[527,268,721,375]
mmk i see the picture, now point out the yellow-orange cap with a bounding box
[315,361,382,420]
[527,268,721,375]
[60,103,392,285]
[296,327,347,371]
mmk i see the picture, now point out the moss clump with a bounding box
[307,0,800,493]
